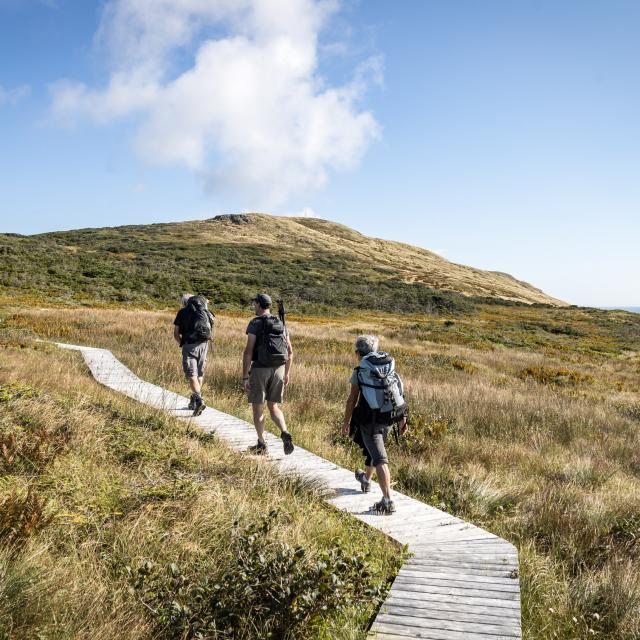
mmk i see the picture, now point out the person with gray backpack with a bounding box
[342,335,408,514]
[242,294,294,455]
[173,293,215,416]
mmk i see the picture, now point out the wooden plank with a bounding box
[386,587,521,611]
[397,569,520,590]
[370,620,517,640]
[384,595,522,620]
[376,611,520,636]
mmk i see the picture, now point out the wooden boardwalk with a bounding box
[58,343,522,639]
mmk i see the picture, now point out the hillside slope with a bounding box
[0,213,564,311]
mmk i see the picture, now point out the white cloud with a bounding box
[299,206,317,217]
[50,0,380,206]
[0,84,30,106]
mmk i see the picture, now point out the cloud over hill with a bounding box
[50,0,381,206]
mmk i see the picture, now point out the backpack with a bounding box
[355,352,407,425]
[183,296,213,343]
[255,315,289,367]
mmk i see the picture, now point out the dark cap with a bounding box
[252,293,272,308]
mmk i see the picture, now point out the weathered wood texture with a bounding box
[57,343,521,639]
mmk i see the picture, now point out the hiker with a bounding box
[242,293,294,455]
[342,335,408,515]
[173,293,215,416]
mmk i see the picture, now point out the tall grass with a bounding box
[0,333,400,639]
[3,304,640,639]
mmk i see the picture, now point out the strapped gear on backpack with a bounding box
[255,315,289,367]
[355,352,407,426]
[183,295,213,344]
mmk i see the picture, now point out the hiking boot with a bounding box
[372,497,396,515]
[192,397,206,417]
[187,394,196,411]
[247,441,268,455]
[355,469,371,493]
[281,431,294,455]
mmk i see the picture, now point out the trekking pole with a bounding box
[277,300,286,328]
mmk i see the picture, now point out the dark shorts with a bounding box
[182,342,208,378]
[353,423,390,467]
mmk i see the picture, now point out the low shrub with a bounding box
[0,488,52,551]
[518,366,594,386]
[131,511,387,639]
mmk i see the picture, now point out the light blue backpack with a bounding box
[355,352,407,422]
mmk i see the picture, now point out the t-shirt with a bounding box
[174,308,189,346]
[246,315,289,367]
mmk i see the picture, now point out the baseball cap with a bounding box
[252,293,272,308]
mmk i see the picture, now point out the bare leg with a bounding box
[189,376,201,395]
[252,403,266,443]
[376,463,392,500]
[267,401,289,434]
[365,465,375,481]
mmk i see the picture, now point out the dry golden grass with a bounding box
[0,323,400,639]
[3,303,640,639]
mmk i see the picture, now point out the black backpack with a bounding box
[255,315,289,366]
[183,296,213,343]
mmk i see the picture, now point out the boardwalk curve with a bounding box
[58,342,522,639]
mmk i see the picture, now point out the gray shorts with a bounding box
[248,365,285,404]
[359,424,390,467]
[182,342,208,378]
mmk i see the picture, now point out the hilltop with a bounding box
[0,213,564,312]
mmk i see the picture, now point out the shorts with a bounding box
[248,365,285,404]
[182,342,208,378]
[354,423,390,467]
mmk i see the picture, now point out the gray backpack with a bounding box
[355,352,407,423]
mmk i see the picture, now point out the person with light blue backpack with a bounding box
[342,335,408,514]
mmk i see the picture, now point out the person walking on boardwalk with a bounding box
[242,293,294,456]
[342,335,408,515]
[174,293,215,416]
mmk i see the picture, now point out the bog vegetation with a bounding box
[1,299,639,639]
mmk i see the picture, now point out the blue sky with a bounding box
[0,0,638,307]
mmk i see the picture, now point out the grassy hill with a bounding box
[0,213,564,312]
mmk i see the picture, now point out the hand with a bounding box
[243,379,251,393]
[284,372,290,385]
[399,416,409,435]
[341,423,350,436]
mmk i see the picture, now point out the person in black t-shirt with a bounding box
[173,293,214,415]
[241,293,294,455]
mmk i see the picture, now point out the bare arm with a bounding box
[243,334,256,392]
[173,325,181,345]
[342,384,360,435]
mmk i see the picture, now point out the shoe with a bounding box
[247,441,268,455]
[188,394,196,410]
[281,431,294,455]
[355,469,371,493]
[372,497,396,515]
[192,398,206,417]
